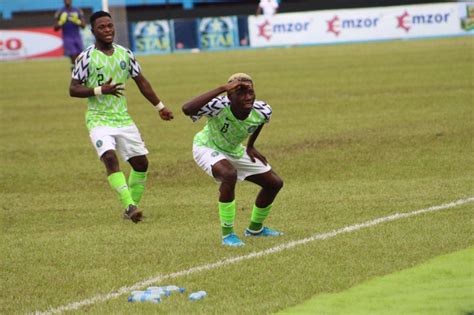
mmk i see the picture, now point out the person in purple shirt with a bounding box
[54,0,86,68]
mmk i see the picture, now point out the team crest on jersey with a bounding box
[96,140,103,148]
[211,151,220,157]
[248,126,257,134]
[120,60,126,70]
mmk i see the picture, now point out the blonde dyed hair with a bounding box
[227,73,253,83]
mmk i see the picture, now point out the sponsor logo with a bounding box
[327,15,379,36]
[199,17,237,49]
[96,140,103,148]
[257,19,311,41]
[211,151,220,157]
[461,4,474,31]
[133,21,171,53]
[0,38,22,51]
[247,126,257,134]
[396,11,451,33]
[0,29,62,60]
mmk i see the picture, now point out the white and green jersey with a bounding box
[191,95,272,158]
[72,43,141,130]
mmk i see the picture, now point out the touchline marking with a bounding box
[33,196,474,315]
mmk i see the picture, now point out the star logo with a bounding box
[327,15,341,36]
[210,18,223,32]
[396,11,411,32]
[145,23,159,36]
[257,20,272,41]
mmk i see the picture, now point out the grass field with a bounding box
[0,36,473,314]
[280,247,474,315]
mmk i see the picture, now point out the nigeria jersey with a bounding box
[72,44,141,130]
[191,95,272,158]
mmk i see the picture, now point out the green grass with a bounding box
[0,36,473,314]
[279,247,474,315]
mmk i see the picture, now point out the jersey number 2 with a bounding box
[98,74,104,86]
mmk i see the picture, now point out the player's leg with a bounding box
[90,127,139,222]
[212,159,237,231]
[70,38,83,66]
[63,38,75,71]
[115,125,149,222]
[102,150,141,222]
[70,54,79,65]
[193,145,243,246]
[212,160,245,246]
[244,170,283,236]
[127,155,148,206]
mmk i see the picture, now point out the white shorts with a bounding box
[89,125,149,161]
[193,144,272,182]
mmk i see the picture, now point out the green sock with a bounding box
[107,172,134,209]
[128,170,148,206]
[219,200,236,236]
[248,204,273,231]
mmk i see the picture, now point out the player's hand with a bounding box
[58,12,68,26]
[101,78,124,97]
[158,108,174,121]
[69,14,82,25]
[247,147,267,165]
[225,80,251,93]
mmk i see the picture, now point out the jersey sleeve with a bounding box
[253,100,272,123]
[71,46,92,82]
[190,96,228,122]
[127,49,141,78]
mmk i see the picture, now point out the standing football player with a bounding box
[182,73,284,246]
[54,0,86,69]
[69,11,174,223]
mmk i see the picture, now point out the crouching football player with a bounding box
[182,73,283,246]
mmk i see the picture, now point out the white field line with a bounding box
[33,196,474,315]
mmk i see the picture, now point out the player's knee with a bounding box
[101,151,119,168]
[135,159,149,172]
[270,177,284,192]
[220,168,238,184]
[129,155,148,172]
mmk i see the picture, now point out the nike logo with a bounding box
[96,67,104,71]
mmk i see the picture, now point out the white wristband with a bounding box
[94,86,102,96]
[154,101,165,111]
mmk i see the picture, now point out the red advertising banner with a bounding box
[0,27,64,61]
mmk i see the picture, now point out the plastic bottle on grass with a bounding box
[189,290,207,301]
[128,290,161,303]
[162,285,185,294]
[146,286,168,296]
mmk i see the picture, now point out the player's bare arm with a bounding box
[69,78,124,98]
[182,80,247,116]
[132,73,174,121]
[246,124,267,165]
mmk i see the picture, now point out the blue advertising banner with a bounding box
[198,16,239,50]
[130,20,174,54]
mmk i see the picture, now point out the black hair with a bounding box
[90,11,112,27]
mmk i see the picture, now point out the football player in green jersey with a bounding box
[182,73,283,246]
[69,11,174,223]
